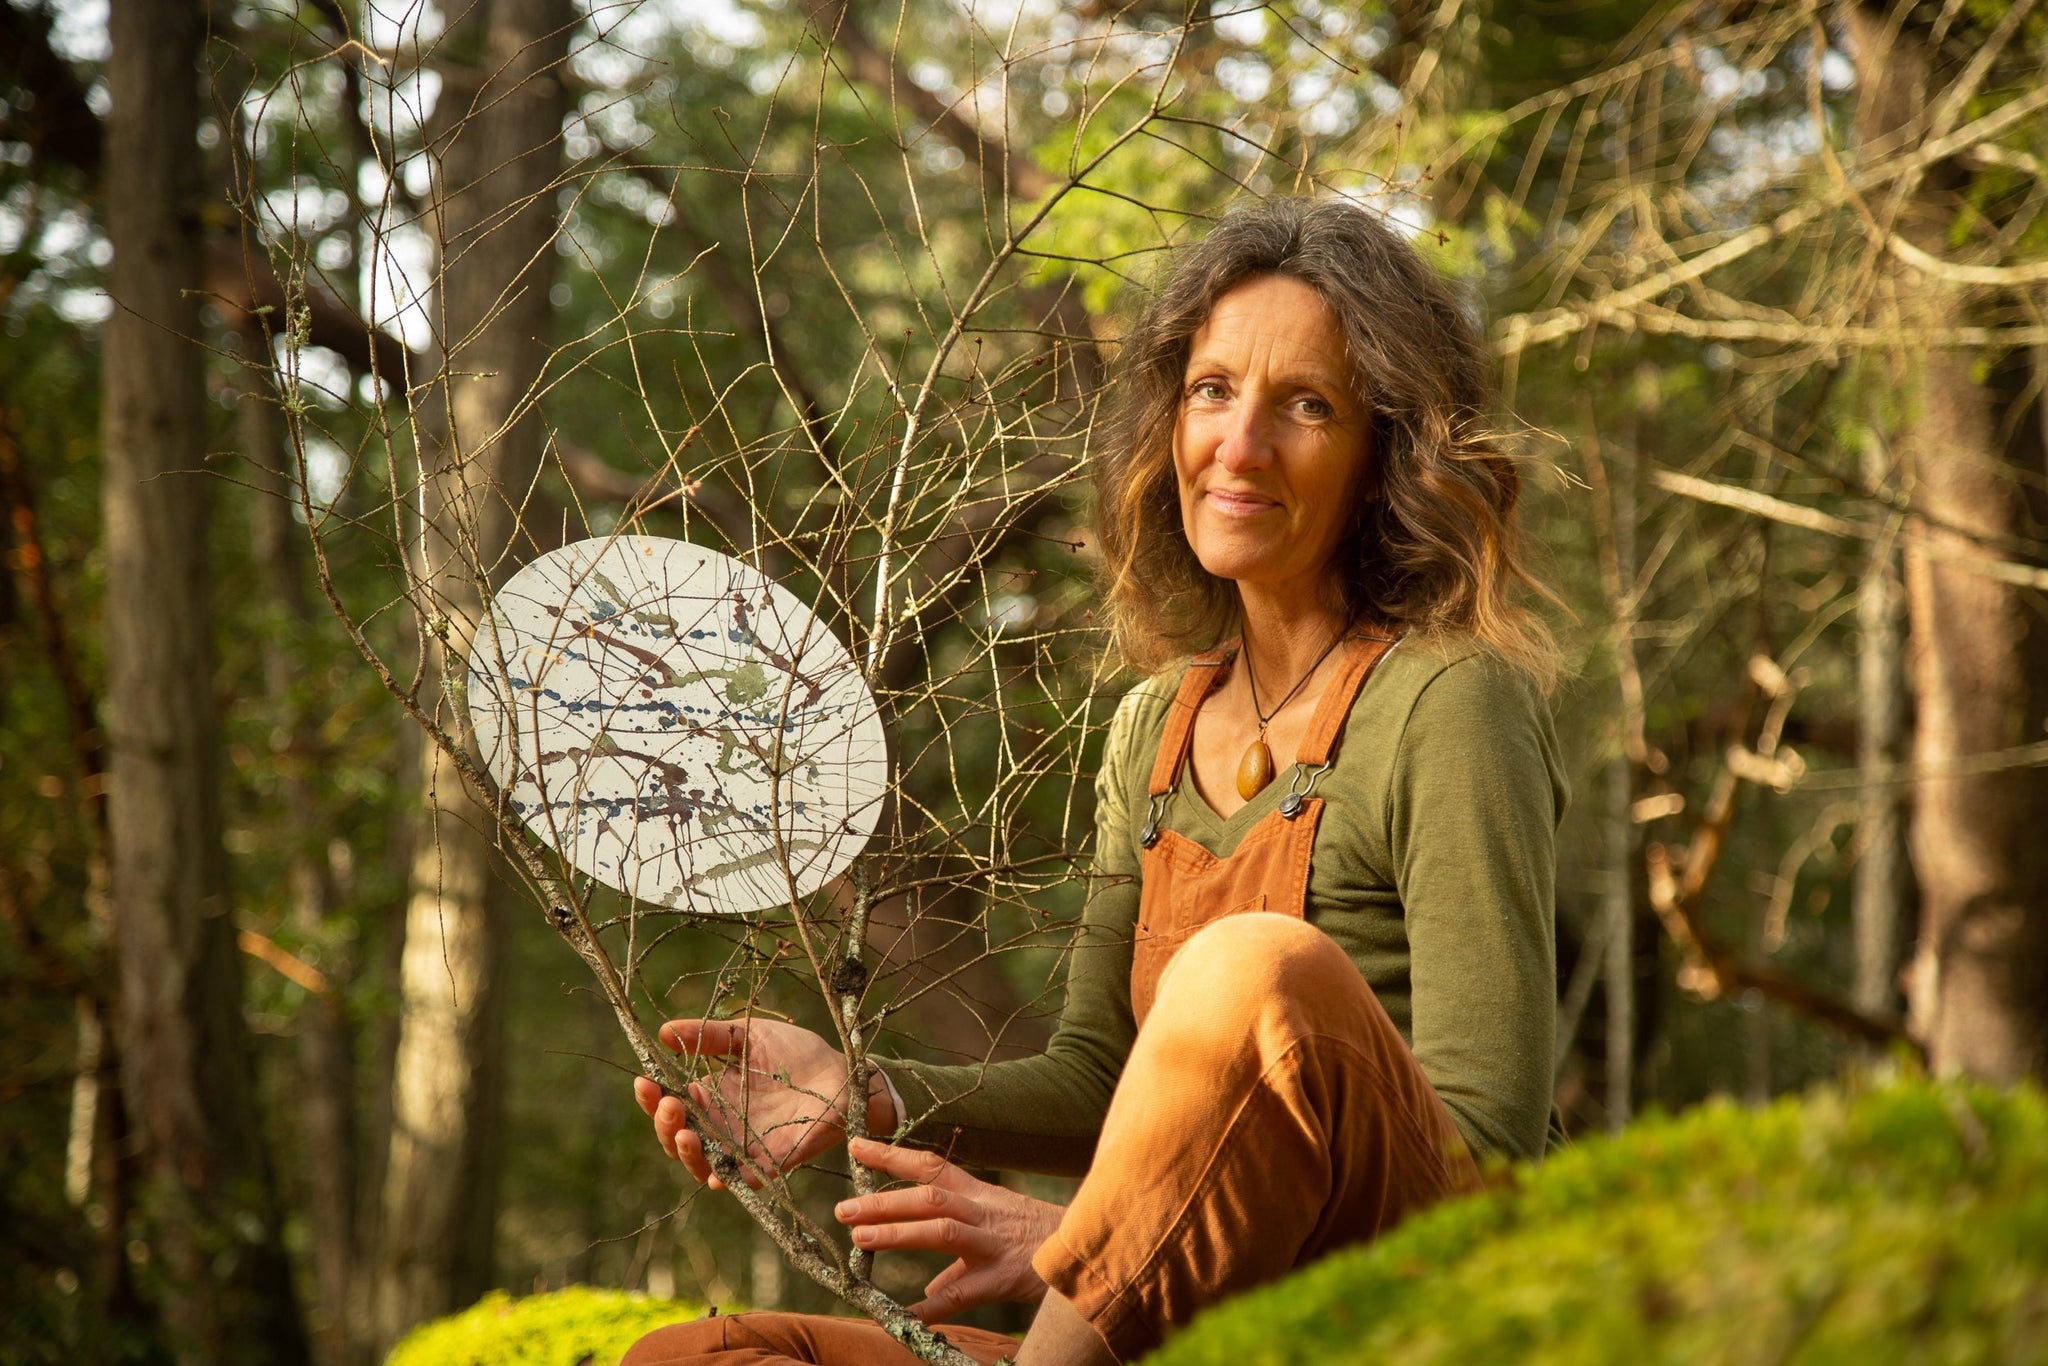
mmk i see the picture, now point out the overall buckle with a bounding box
[1278,759,1334,820]
[1140,792,1168,848]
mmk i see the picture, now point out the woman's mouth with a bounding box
[1206,488,1278,517]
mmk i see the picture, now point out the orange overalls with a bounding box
[1029,632,1483,1360]
[624,635,1482,1366]
[1129,632,1396,1025]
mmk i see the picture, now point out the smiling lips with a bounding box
[1205,487,1279,516]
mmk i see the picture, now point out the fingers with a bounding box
[847,1136,966,1189]
[637,1074,737,1178]
[909,1260,978,1323]
[836,1180,969,1231]
[675,1126,715,1187]
[672,1112,760,1191]
[922,1259,969,1301]
[840,1216,999,1260]
[647,1083,722,1186]
[659,1018,747,1061]
[650,1090,687,1160]
[641,1032,808,1196]
[838,1140,992,1251]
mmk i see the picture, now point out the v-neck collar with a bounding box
[1176,763,1285,838]
[1170,651,1292,838]
[1159,633,1403,846]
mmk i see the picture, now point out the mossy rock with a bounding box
[384,1286,705,1366]
[1149,1077,2048,1365]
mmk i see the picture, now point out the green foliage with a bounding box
[1150,1077,2048,1366]
[383,1287,706,1366]
[8,0,2047,1354]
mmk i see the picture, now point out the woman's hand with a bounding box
[631,1018,893,1190]
[835,1137,1066,1322]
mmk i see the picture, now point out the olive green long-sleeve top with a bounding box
[886,641,1567,1175]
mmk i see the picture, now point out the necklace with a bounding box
[1235,626,1350,800]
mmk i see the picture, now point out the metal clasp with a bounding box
[1278,759,1334,820]
[1140,792,1168,848]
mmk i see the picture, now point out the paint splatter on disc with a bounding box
[466,537,886,915]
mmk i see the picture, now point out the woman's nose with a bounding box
[1213,404,1274,473]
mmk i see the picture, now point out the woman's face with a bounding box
[1172,274,1373,600]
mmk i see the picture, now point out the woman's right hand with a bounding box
[631,1017,894,1189]
[835,1138,1065,1321]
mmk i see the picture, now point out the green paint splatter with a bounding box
[589,569,678,632]
[725,660,770,704]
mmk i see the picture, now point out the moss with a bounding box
[384,1286,706,1366]
[1148,1077,2048,1366]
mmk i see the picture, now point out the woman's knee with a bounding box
[620,1314,726,1366]
[1153,913,1354,1027]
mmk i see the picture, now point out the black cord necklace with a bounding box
[1235,625,1350,800]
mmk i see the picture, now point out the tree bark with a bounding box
[1854,401,1909,1022]
[101,1,307,1360]
[1602,373,1646,1130]
[240,349,364,1366]
[371,0,570,1351]
[0,408,138,1315]
[1851,8,2048,1084]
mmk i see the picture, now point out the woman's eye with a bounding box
[1189,380,1227,402]
[1296,396,1332,418]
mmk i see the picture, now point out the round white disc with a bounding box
[465,536,888,915]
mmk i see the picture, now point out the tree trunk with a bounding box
[371,0,570,1351]
[1852,9,2048,1084]
[240,350,364,1366]
[1602,424,1637,1131]
[0,408,139,1318]
[1853,400,1909,1022]
[101,1,307,1360]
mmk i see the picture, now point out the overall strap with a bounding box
[1294,633,1400,769]
[1146,642,1238,799]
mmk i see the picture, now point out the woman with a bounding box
[626,196,1566,1366]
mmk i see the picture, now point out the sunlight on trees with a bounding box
[2,0,2044,1361]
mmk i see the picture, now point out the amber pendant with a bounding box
[1236,736,1276,799]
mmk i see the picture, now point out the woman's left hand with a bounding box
[835,1136,1065,1322]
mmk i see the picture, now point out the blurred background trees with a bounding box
[1,0,2043,1362]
